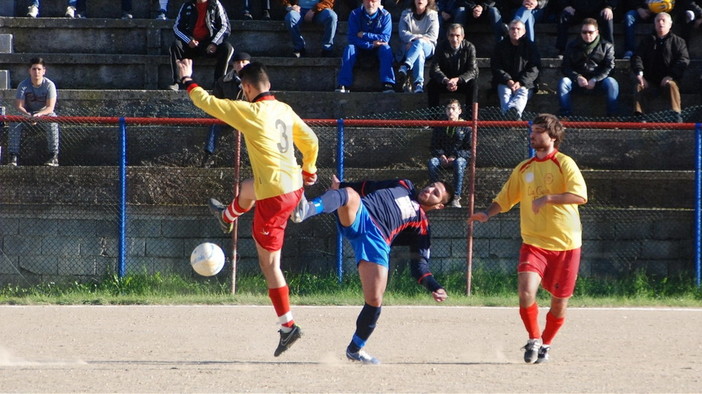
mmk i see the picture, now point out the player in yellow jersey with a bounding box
[470,113,587,364]
[177,59,319,357]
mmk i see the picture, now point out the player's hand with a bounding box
[302,171,317,186]
[330,174,341,190]
[532,196,548,214]
[176,58,193,80]
[432,288,448,302]
[469,211,489,223]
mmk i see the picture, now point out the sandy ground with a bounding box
[0,305,701,393]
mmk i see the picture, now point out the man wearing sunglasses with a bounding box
[557,18,618,118]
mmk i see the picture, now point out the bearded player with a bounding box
[470,113,587,364]
[177,59,319,357]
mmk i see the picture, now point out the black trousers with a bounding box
[427,78,478,109]
[169,39,234,85]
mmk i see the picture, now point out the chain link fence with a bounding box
[0,103,699,290]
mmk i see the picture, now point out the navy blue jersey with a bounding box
[340,179,442,292]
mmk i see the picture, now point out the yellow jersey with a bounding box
[188,86,319,200]
[493,150,587,251]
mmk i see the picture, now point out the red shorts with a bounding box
[252,188,303,252]
[518,244,581,298]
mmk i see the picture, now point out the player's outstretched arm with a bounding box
[469,202,502,223]
[432,288,448,302]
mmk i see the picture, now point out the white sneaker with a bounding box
[155,10,167,20]
[449,199,461,208]
[65,5,76,18]
[346,349,380,365]
[27,5,39,17]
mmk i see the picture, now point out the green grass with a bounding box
[0,270,701,307]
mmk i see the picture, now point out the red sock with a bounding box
[224,197,248,223]
[268,285,294,328]
[541,312,565,345]
[519,302,541,339]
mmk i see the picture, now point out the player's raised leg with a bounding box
[208,178,256,234]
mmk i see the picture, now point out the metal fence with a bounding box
[0,104,700,291]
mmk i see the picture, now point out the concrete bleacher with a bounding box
[0,3,698,281]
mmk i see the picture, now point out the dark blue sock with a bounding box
[347,303,381,353]
[310,188,349,215]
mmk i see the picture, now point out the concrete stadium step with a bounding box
[0,166,693,209]
[2,52,702,100]
[2,14,702,58]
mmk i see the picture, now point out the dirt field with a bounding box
[1,305,700,393]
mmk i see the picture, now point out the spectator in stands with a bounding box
[555,0,616,58]
[169,0,234,90]
[631,12,689,123]
[396,0,440,93]
[621,0,654,59]
[8,57,60,167]
[283,0,338,58]
[427,23,478,108]
[491,19,541,120]
[677,0,702,45]
[243,0,271,20]
[201,52,251,168]
[492,0,551,43]
[558,18,619,118]
[26,0,84,18]
[155,0,170,20]
[437,0,468,38]
[336,0,396,93]
[427,99,471,208]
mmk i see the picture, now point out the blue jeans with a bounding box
[337,44,395,86]
[9,116,60,156]
[428,156,466,195]
[624,10,650,53]
[402,40,434,85]
[513,7,547,43]
[205,124,222,154]
[497,85,532,116]
[558,76,619,116]
[30,0,80,6]
[284,8,338,52]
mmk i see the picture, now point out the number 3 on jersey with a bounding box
[275,119,291,154]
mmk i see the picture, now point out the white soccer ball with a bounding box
[190,242,225,277]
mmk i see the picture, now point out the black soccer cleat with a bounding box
[274,324,302,357]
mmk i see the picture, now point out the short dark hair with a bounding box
[29,57,45,67]
[238,62,270,86]
[447,23,464,36]
[438,181,455,205]
[581,18,598,29]
[532,113,565,148]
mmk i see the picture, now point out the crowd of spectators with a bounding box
[2,0,700,169]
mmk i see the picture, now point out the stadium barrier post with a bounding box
[336,118,345,283]
[118,117,127,278]
[695,123,701,288]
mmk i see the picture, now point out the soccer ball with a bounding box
[648,0,675,13]
[190,242,225,277]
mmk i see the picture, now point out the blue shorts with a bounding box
[337,202,390,267]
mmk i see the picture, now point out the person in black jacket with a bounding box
[201,52,251,168]
[631,12,689,122]
[555,0,617,57]
[558,18,619,117]
[427,99,471,207]
[427,23,479,108]
[491,19,541,120]
[168,0,234,90]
